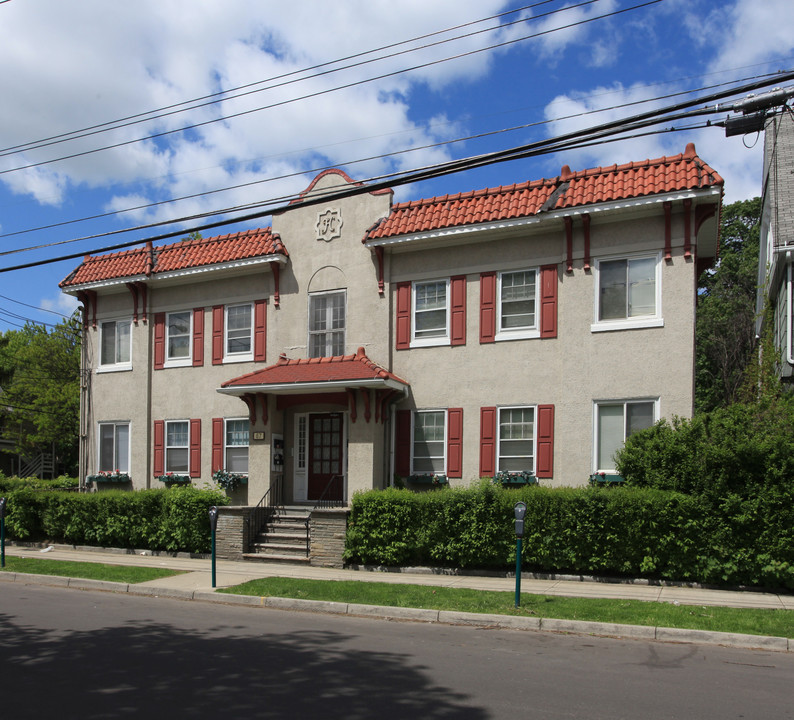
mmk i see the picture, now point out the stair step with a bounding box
[242,553,311,565]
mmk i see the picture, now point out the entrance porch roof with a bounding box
[218,347,409,396]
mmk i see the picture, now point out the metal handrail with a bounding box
[248,476,284,550]
[312,474,344,510]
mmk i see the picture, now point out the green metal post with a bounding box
[514,537,522,608]
[211,526,216,588]
[0,497,6,569]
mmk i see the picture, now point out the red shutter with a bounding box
[447,408,463,478]
[395,282,411,350]
[479,407,496,477]
[212,305,224,364]
[539,264,558,339]
[192,308,204,367]
[254,299,267,361]
[536,404,555,478]
[189,418,201,478]
[153,313,165,370]
[480,272,496,343]
[153,420,165,476]
[450,275,466,346]
[394,409,412,476]
[212,418,224,473]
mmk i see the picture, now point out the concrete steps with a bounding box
[245,505,311,564]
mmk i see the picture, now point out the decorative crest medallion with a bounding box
[316,208,343,242]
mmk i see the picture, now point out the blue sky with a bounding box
[1,0,792,332]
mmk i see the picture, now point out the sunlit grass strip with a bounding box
[0,556,185,584]
[220,577,794,638]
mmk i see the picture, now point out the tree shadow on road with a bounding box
[0,606,486,719]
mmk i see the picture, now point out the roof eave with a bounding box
[217,376,407,396]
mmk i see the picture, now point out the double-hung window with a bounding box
[165,420,190,473]
[412,410,446,475]
[497,270,537,339]
[225,419,249,474]
[595,400,657,472]
[225,303,253,360]
[593,254,662,331]
[98,422,129,473]
[497,406,535,473]
[166,310,192,365]
[100,319,131,369]
[413,280,449,346]
[309,291,345,357]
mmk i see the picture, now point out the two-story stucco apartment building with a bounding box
[60,143,723,505]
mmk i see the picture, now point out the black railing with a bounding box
[313,475,345,510]
[248,477,284,550]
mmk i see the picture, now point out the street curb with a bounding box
[5,571,791,653]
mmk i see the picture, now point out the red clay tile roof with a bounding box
[60,228,286,288]
[364,143,723,242]
[221,347,408,389]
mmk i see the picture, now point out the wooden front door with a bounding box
[307,413,344,501]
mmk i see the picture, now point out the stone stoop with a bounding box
[244,505,311,564]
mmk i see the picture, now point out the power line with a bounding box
[0,0,562,158]
[0,0,663,177]
[6,71,793,277]
[2,70,773,253]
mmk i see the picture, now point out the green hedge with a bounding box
[0,474,79,492]
[2,487,228,554]
[344,484,794,589]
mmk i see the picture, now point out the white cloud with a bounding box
[39,292,79,318]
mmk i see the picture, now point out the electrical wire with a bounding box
[5,70,793,277]
[0,0,663,177]
[1,70,778,251]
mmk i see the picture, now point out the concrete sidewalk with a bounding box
[2,543,792,653]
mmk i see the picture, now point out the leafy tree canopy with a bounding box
[695,196,761,413]
[0,313,81,475]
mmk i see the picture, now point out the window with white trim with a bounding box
[412,280,449,346]
[225,303,253,359]
[165,420,190,473]
[497,406,535,473]
[224,418,249,474]
[309,291,345,357]
[166,310,192,364]
[595,400,657,472]
[593,254,662,331]
[98,422,129,473]
[497,270,537,338]
[412,410,446,475]
[100,319,131,368]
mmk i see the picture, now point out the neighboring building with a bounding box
[757,112,794,380]
[60,143,723,504]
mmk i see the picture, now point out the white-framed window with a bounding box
[225,418,249,474]
[497,406,535,473]
[165,420,190,473]
[497,269,538,340]
[594,399,658,472]
[412,410,446,475]
[412,279,449,347]
[225,303,253,360]
[592,253,662,332]
[98,422,130,473]
[99,319,132,369]
[165,310,192,366]
[309,290,345,358]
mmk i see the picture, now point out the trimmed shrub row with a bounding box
[344,484,794,589]
[2,486,228,554]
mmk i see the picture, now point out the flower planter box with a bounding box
[406,475,448,486]
[493,472,537,487]
[156,474,191,485]
[589,473,625,486]
[212,470,249,492]
[87,473,131,484]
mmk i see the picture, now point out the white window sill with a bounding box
[495,328,540,342]
[97,364,133,374]
[591,317,663,333]
[224,353,254,364]
[410,336,450,349]
[163,358,192,369]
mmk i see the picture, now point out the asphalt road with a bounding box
[1,583,791,719]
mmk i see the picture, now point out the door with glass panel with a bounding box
[307,413,344,501]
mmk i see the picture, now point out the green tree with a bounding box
[0,313,81,475]
[695,197,762,413]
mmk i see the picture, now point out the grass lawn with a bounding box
[219,577,794,639]
[1,556,184,584]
